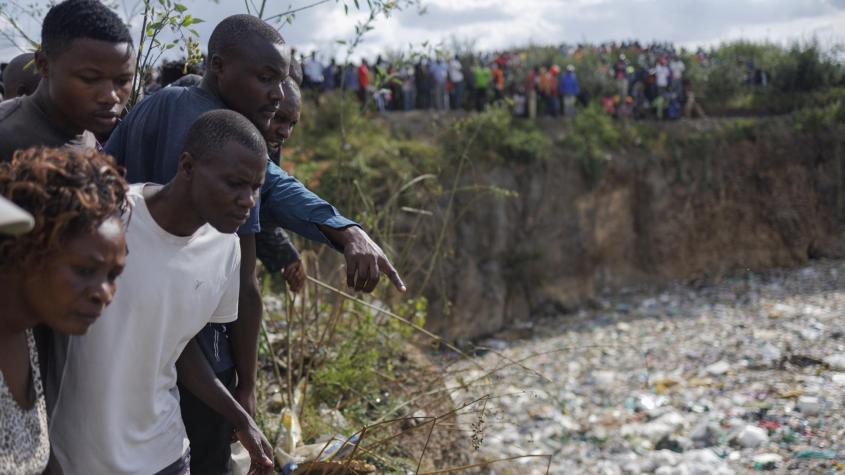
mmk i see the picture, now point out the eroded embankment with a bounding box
[413,117,845,339]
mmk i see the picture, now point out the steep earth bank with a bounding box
[409,118,845,339]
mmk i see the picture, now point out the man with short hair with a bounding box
[51,109,274,475]
[255,77,305,292]
[106,14,404,474]
[0,0,135,162]
[2,53,41,98]
[0,7,137,460]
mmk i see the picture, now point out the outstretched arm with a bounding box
[261,161,406,293]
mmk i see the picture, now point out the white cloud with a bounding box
[1,0,843,62]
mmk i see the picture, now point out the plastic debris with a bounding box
[434,262,845,473]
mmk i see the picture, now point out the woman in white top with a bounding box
[0,146,128,474]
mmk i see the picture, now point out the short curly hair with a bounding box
[0,147,128,270]
[41,0,133,58]
[208,14,284,59]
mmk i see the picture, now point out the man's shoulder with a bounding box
[0,97,56,161]
[0,97,24,123]
[130,86,217,117]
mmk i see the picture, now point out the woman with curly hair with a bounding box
[0,146,128,474]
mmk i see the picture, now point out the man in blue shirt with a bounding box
[106,14,404,474]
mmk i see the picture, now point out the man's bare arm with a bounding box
[228,234,262,417]
[176,339,273,473]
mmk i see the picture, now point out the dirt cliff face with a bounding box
[423,120,845,339]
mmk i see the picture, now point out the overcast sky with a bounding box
[2,0,844,62]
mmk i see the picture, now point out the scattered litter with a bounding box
[445,261,845,473]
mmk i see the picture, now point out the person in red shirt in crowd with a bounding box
[357,59,370,104]
[548,64,561,117]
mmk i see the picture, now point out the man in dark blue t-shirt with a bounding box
[106,14,405,475]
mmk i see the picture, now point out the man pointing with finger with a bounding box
[105,14,404,474]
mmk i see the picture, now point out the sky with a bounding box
[1,0,844,62]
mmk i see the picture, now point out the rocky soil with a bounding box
[448,260,845,474]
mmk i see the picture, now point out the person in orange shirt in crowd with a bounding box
[492,63,505,101]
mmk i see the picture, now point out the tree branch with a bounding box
[263,0,333,23]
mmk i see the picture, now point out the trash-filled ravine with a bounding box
[449,260,845,474]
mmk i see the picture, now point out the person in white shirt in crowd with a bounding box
[669,55,686,95]
[303,51,324,105]
[448,55,465,111]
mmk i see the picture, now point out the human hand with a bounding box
[283,259,306,293]
[234,417,274,474]
[339,226,405,293]
[234,384,257,419]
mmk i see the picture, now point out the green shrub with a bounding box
[447,103,550,163]
[561,104,620,187]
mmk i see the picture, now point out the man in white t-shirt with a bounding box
[50,110,273,475]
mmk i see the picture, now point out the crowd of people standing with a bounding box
[295,41,713,120]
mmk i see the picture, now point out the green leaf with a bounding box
[173,2,187,12]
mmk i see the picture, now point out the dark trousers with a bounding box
[154,452,191,475]
[179,367,237,475]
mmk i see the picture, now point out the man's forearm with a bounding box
[176,339,249,429]
[261,160,357,247]
[317,223,357,251]
[229,278,261,391]
[230,234,262,392]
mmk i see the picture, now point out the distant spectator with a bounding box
[2,53,40,98]
[472,63,492,111]
[415,60,431,109]
[539,66,558,116]
[304,51,324,90]
[430,58,448,110]
[356,59,369,104]
[655,57,670,92]
[323,58,337,90]
[448,55,465,110]
[669,56,685,94]
[492,63,505,102]
[559,65,579,117]
[401,65,416,111]
[614,53,629,100]
[512,87,526,116]
[343,62,358,92]
[526,66,538,119]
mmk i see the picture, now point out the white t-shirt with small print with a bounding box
[50,184,241,475]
